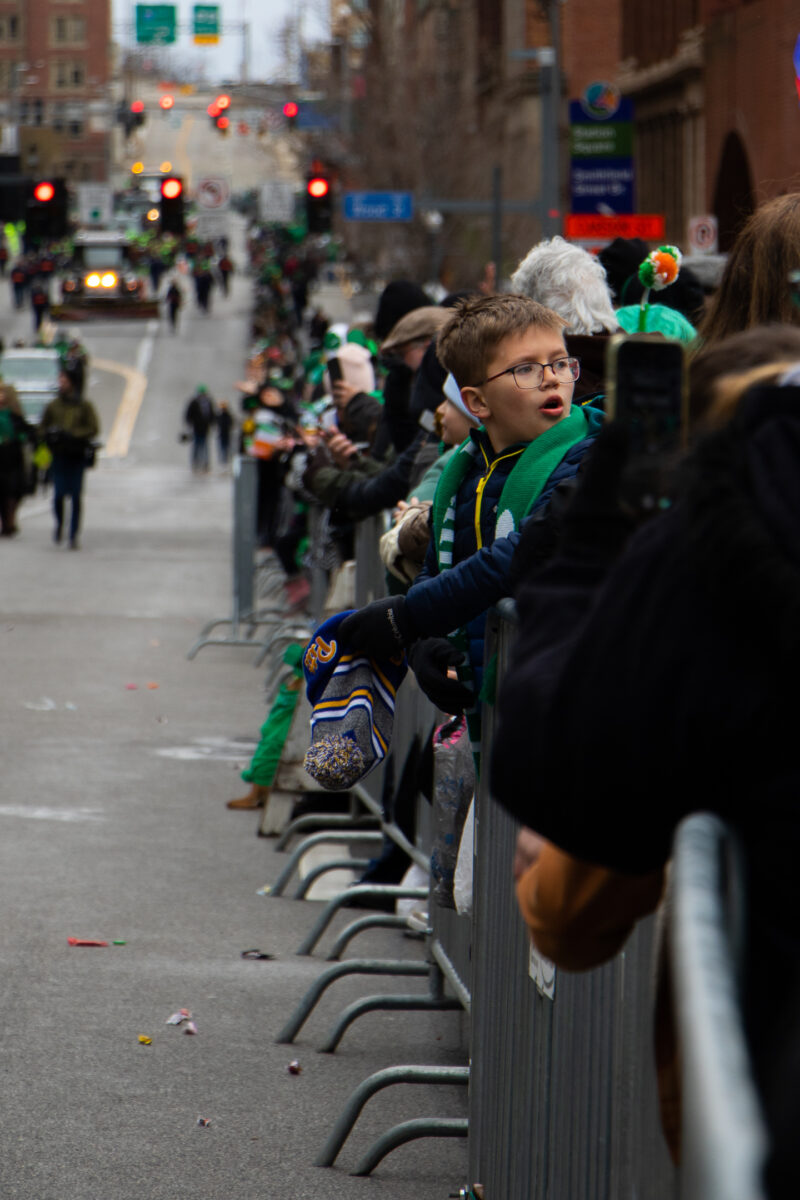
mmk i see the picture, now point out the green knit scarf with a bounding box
[432,406,591,567]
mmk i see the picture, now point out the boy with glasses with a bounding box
[338,293,603,723]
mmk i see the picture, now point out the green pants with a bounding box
[241,680,302,787]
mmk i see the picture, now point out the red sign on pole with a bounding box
[564,213,665,241]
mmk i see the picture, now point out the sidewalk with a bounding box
[0,267,468,1198]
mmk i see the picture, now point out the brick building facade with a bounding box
[573,0,799,248]
[0,0,111,181]
[334,0,797,280]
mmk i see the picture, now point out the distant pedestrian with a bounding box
[63,337,89,398]
[184,384,216,473]
[216,401,234,466]
[39,370,100,549]
[193,262,214,313]
[149,255,166,295]
[165,280,183,332]
[31,283,49,332]
[11,262,27,309]
[217,253,233,296]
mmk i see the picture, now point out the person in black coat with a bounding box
[491,331,800,1198]
[216,401,234,466]
[184,385,216,472]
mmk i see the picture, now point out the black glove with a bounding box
[338,595,415,658]
[407,638,474,714]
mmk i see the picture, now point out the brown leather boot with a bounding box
[226,785,269,810]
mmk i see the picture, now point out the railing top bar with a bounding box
[494,597,518,625]
[671,813,768,1200]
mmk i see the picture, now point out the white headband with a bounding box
[443,373,479,425]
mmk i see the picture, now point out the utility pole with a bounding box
[240,22,250,84]
[541,0,562,238]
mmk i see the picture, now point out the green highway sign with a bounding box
[135,5,177,45]
[193,5,220,44]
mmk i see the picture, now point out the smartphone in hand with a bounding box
[604,334,688,516]
[327,356,343,385]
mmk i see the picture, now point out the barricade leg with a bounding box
[314,1064,469,1167]
[326,915,410,961]
[318,957,459,1053]
[351,1118,469,1177]
[293,858,371,899]
[275,959,431,1044]
[253,623,311,669]
[263,830,385,897]
[275,812,380,853]
[319,992,462,1055]
[296,885,429,955]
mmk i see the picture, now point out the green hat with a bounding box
[615,304,697,345]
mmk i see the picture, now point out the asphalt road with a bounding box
[0,224,469,1197]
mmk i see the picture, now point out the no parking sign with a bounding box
[688,214,719,255]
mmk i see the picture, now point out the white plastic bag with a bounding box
[453,797,475,916]
[395,862,430,918]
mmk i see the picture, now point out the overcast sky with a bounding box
[112,1,329,84]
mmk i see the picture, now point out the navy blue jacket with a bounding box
[404,408,603,683]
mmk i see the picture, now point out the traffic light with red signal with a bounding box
[305,175,332,233]
[25,177,69,246]
[159,176,185,235]
[283,101,299,130]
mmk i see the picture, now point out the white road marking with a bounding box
[0,806,104,822]
[99,320,158,458]
[155,736,257,763]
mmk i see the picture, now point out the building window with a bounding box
[66,102,85,139]
[0,15,21,42]
[52,15,86,46]
[51,60,86,89]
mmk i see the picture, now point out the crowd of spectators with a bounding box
[220,195,800,1196]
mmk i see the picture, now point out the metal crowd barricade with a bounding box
[352,516,473,1009]
[254,489,766,1187]
[269,511,470,1176]
[467,604,678,1199]
[188,455,299,659]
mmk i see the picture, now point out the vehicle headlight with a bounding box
[101,272,117,288]
[86,273,101,288]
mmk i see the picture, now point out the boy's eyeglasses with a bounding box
[479,356,581,389]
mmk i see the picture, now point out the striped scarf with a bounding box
[303,611,408,789]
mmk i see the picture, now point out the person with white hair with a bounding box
[511,236,618,334]
[511,236,620,402]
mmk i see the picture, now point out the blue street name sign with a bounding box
[569,158,636,214]
[569,91,635,217]
[343,191,414,222]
